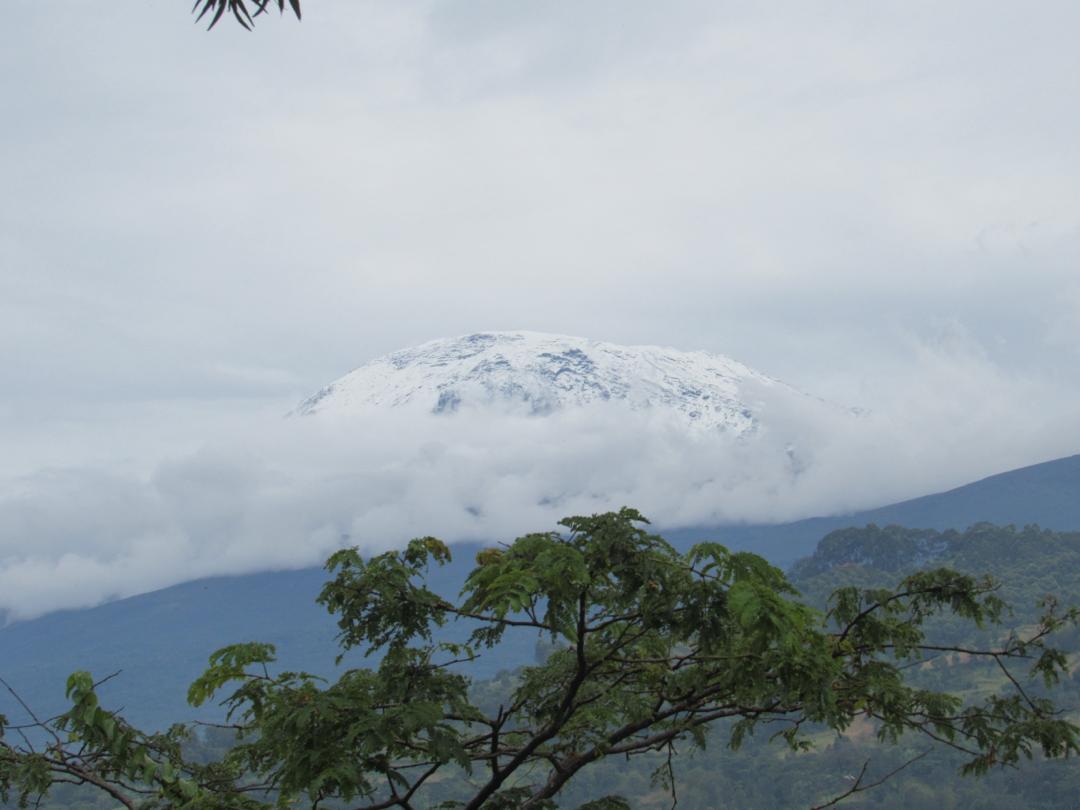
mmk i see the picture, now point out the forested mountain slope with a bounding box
[5,522,1079,809]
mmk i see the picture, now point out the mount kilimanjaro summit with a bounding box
[294,331,839,436]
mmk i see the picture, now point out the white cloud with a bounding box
[2,332,1079,622]
[209,363,303,388]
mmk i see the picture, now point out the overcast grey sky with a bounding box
[2,1,1080,617]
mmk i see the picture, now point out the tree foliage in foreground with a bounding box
[1,509,1078,809]
[192,0,301,30]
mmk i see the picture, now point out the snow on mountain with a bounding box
[0,333,881,624]
[294,331,825,434]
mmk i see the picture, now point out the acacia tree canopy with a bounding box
[193,0,302,30]
[1,508,1078,808]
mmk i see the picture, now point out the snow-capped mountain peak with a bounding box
[295,331,814,434]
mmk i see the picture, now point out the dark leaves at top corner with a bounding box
[193,0,302,31]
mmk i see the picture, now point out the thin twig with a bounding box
[810,749,931,809]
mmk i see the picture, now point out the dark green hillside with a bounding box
[791,522,1080,616]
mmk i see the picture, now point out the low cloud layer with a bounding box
[2,336,1078,623]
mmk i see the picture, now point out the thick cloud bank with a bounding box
[2,341,1079,623]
